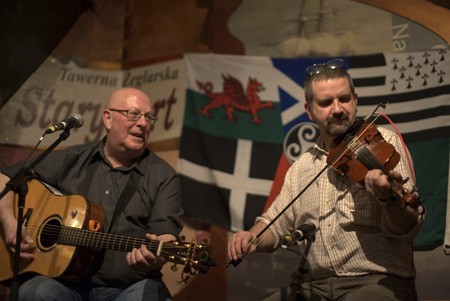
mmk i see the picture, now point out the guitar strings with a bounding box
[23,223,208,260]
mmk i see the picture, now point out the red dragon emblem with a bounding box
[196,74,273,125]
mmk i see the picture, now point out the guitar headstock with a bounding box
[162,236,217,283]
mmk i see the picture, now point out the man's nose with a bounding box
[331,99,343,114]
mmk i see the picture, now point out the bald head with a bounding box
[106,87,151,109]
[102,87,155,165]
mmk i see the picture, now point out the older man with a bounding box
[0,87,183,300]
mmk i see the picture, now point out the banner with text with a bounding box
[0,57,185,148]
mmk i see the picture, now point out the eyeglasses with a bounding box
[305,58,345,77]
[108,109,158,125]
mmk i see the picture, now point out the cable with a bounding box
[379,112,416,183]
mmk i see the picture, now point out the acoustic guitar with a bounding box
[0,179,215,283]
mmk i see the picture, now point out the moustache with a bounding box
[327,116,350,124]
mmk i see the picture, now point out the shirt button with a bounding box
[105,190,110,195]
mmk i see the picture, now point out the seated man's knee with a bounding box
[19,276,81,301]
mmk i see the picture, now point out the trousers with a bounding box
[18,275,172,301]
[264,274,417,301]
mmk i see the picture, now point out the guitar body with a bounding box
[0,179,105,283]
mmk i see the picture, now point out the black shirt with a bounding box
[1,138,183,287]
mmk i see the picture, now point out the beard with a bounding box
[326,115,352,136]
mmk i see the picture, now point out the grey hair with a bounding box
[303,66,355,104]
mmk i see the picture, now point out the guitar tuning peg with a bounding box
[171,263,178,272]
[178,272,191,284]
[194,230,211,245]
[402,177,410,185]
[200,237,210,245]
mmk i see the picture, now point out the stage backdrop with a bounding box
[178,51,450,250]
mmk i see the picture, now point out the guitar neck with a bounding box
[58,226,162,254]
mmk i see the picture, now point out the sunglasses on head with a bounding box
[305,58,345,78]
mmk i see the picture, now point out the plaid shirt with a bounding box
[258,127,424,280]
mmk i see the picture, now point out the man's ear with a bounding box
[305,103,314,121]
[103,109,112,130]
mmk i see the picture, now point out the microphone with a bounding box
[282,223,317,247]
[45,114,84,134]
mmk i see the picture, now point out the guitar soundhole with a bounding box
[38,217,62,251]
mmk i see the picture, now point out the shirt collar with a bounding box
[89,137,147,176]
[312,136,328,161]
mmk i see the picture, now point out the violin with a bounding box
[326,113,424,213]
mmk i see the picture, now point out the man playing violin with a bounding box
[228,59,425,300]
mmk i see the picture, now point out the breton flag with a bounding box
[179,51,450,248]
[270,50,450,248]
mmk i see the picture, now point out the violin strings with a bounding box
[355,146,388,173]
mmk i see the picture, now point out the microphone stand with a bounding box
[287,228,316,301]
[0,129,72,301]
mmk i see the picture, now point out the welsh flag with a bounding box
[179,51,450,249]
